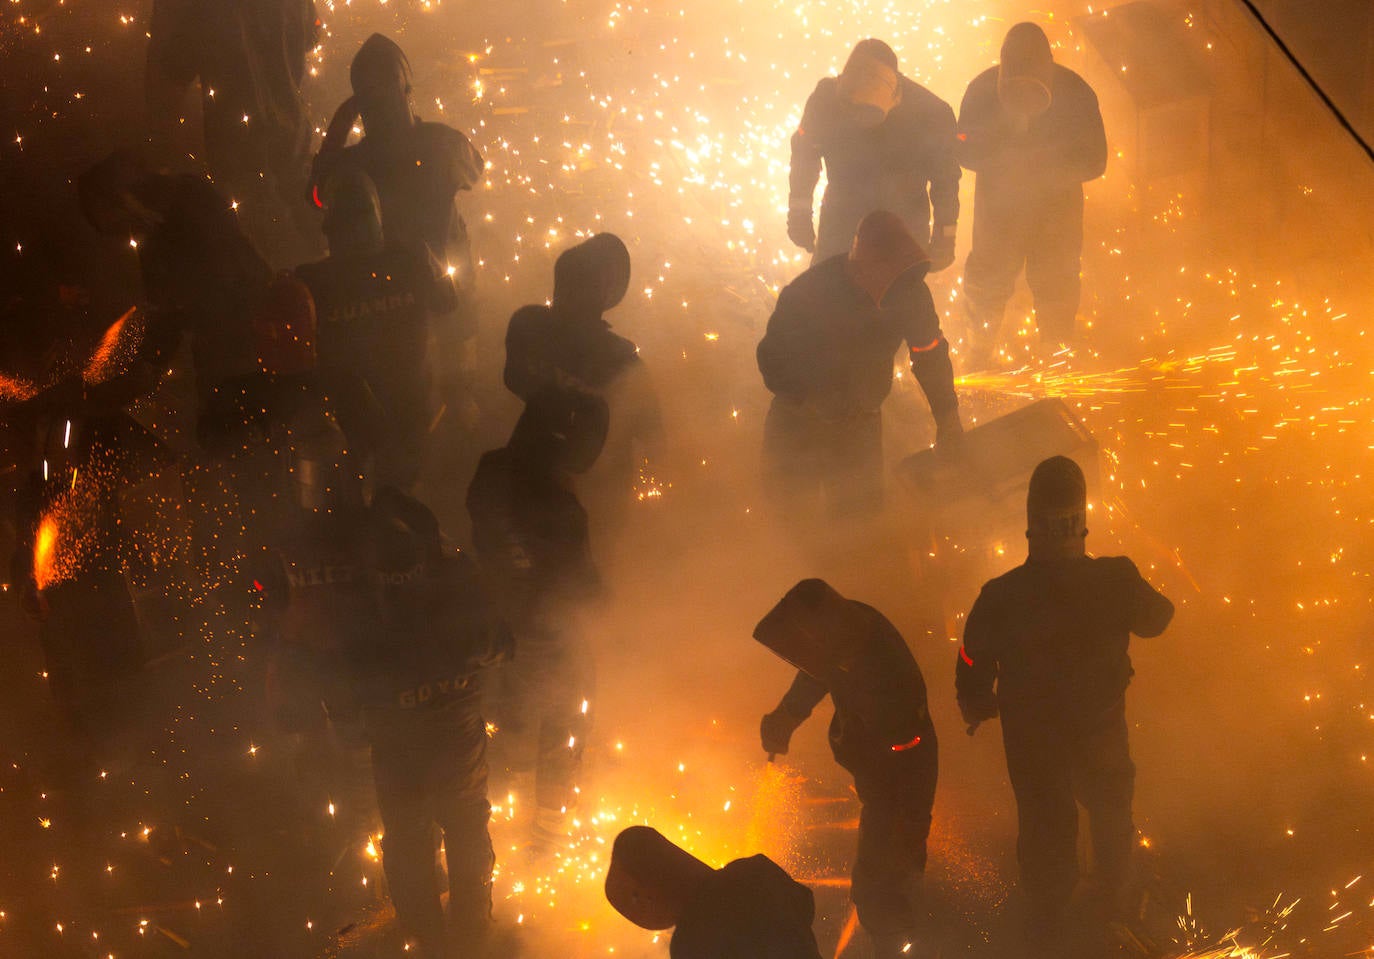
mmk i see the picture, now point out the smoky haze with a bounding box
[1,0,1372,957]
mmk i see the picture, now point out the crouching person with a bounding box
[605,825,823,959]
[755,579,938,957]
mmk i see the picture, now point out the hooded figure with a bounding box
[605,826,823,959]
[352,490,512,957]
[956,456,1174,951]
[505,233,637,398]
[757,210,961,517]
[296,167,455,490]
[504,232,662,542]
[312,34,484,278]
[956,23,1107,366]
[466,387,608,851]
[260,485,511,956]
[756,581,937,957]
[789,39,961,267]
[310,34,485,455]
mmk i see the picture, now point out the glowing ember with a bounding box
[82,307,141,385]
[32,514,62,591]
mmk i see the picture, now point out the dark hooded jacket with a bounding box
[669,855,823,959]
[777,601,934,769]
[757,255,954,421]
[504,233,639,398]
[956,556,1173,723]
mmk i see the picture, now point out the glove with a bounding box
[957,692,999,727]
[786,204,816,253]
[761,709,801,756]
[928,233,956,272]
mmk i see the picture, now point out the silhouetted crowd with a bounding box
[1,9,1175,959]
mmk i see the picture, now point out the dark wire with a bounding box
[1235,0,1374,165]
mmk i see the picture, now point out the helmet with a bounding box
[509,387,610,475]
[837,40,900,127]
[604,826,714,930]
[286,408,369,512]
[253,273,317,376]
[552,233,632,320]
[998,23,1054,120]
[350,34,413,100]
[1026,455,1087,539]
[847,210,929,306]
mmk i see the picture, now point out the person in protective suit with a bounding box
[504,232,662,540]
[757,210,961,517]
[296,167,455,490]
[78,150,275,416]
[145,0,320,264]
[789,39,961,268]
[465,387,607,851]
[756,579,938,958]
[957,22,1107,366]
[353,489,514,957]
[310,34,485,447]
[956,456,1174,951]
[604,825,823,959]
[258,440,511,955]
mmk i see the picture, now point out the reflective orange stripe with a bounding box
[891,733,922,752]
[959,645,974,667]
[910,337,942,354]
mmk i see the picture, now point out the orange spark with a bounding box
[0,373,38,404]
[83,307,139,385]
[33,514,61,590]
[832,904,860,958]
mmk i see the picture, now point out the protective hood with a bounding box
[552,233,632,321]
[1026,454,1087,538]
[605,826,715,931]
[837,39,900,126]
[998,22,1054,120]
[350,33,412,98]
[753,578,870,680]
[846,210,930,306]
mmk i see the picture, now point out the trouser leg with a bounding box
[849,741,938,951]
[372,743,446,952]
[1024,189,1085,345]
[1003,722,1079,928]
[432,709,497,938]
[814,193,869,263]
[533,642,592,815]
[823,410,884,518]
[763,399,824,512]
[1072,704,1136,901]
[963,198,1029,362]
